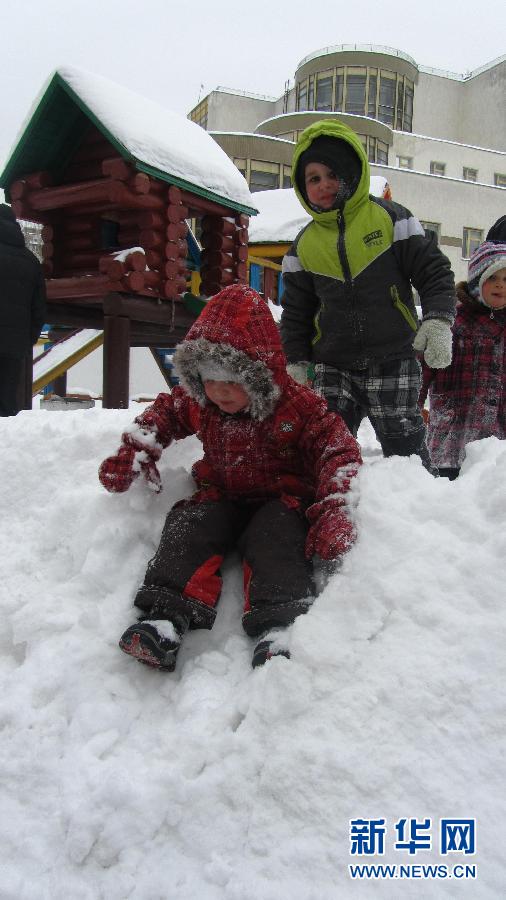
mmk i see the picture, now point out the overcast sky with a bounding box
[1,0,505,172]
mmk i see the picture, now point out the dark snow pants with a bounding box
[134,498,315,636]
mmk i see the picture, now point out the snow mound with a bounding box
[0,410,504,898]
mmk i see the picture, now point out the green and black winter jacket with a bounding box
[280,121,456,369]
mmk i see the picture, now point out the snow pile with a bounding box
[248,188,311,244]
[0,409,504,898]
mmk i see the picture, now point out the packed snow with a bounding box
[1,403,504,899]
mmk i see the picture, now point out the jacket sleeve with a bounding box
[388,202,456,323]
[302,406,361,507]
[124,387,200,450]
[299,400,362,558]
[280,239,319,363]
[30,265,47,345]
[296,394,360,502]
[99,388,199,494]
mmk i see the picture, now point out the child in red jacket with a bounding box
[99,285,361,670]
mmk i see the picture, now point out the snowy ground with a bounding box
[1,407,504,899]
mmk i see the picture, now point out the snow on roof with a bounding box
[57,66,255,211]
[249,177,390,243]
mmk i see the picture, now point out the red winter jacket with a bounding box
[100,285,362,558]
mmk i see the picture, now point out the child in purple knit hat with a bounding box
[419,241,506,478]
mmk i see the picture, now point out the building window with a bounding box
[297,81,308,111]
[316,73,333,111]
[430,161,446,176]
[345,68,366,116]
[368,73,377,117]
[420,221,441,243]
[376,141,388,165]
[189,99,208,130]
[403,82,414,131]
[395,78,405,130]
[307,76,314,110]
[295,66,414,131]
[378,73,396,126]
[233,157,247,180]
[249,162,280,192]
[397,156,413,169]
[494,173,506,187]
[364,136,388,165]
[463,167,478,182]
[462,227,483,258]
[283,174,292,189]
[334,69,344,111]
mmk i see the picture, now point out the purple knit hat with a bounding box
[468,241,506,303]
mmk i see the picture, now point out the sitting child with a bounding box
[99,284,361,671]
[419,241,506,478]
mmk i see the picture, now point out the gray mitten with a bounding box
[413,319,452,368]
[287,361,310,385]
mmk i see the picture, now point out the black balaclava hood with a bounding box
[296,135,362,211]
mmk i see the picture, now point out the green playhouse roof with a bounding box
[0,67,257,216]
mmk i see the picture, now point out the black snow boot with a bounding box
[252,629,291,668]
[119,612,189,671]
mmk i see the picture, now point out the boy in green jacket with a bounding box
[281,121,456,467]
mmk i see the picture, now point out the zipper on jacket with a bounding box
[312,212,351,349]
[337,212,353,288]
[391,285,419,331]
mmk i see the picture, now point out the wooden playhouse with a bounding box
[0,67,257,407]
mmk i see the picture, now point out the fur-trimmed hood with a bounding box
[456,280,480,309]
[173,285,287,420]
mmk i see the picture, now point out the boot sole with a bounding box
[252,644,290,668]
[119,630,178,671]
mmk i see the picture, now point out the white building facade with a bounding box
[189,44,506,281]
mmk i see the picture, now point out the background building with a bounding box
[189,44,506,281]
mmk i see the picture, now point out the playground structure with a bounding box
[0,67,256,408]
[33,329,104,397]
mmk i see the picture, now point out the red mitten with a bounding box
[99,442,162,494]
[134,451,162,493]
[99,445,138,493]
[305,506,356,560]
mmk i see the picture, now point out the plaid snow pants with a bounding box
[313,357,433,466]
[134,497,315,637]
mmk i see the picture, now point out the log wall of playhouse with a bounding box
[9,124,250,304]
